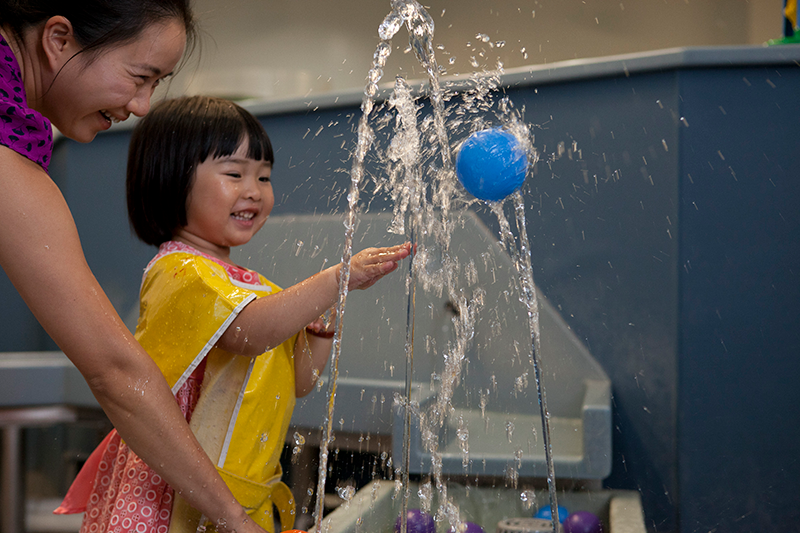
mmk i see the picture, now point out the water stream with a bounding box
[314,2,560,532]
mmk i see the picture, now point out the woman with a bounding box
[0,2,270,531]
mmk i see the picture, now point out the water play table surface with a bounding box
[312,481,646,533]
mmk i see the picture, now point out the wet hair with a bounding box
[1,0,196,62]
[127,95,275,246]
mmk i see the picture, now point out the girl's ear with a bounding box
[40,16,81,72]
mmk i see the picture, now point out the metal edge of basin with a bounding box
[396,377,611,479]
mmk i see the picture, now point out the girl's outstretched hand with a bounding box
[346,243,411,291]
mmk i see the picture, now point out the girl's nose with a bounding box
[244,177,262,200]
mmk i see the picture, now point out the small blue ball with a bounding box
[534,505,568,523]
[455,128,527,201]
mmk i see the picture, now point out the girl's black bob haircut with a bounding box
[126,95,274,246]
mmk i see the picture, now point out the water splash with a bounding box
[292,431,306,464]
[314,1,562,532]
[313,1,436,531]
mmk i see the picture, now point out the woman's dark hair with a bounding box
[1,0,196,62]
[127,95,275,246]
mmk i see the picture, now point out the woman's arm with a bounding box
[0,148,259,532]
[217,243,411,357]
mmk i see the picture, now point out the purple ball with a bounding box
[448,521,485,533]
[395,509,436,533]
[563,511,603,533]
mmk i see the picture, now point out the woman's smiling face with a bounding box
[40,19,186,142]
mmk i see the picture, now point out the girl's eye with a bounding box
[226,173,242,178]
[259,176,271,183]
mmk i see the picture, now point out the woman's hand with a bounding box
[347,243,411,291]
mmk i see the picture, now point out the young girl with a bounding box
[57,95,410,533]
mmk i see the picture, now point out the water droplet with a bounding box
[520,489,536,509]
[506,420,515,443]
[337,485,356,502]
[378,11,403,40]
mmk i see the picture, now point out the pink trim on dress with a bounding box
[56,361,206,533]
[148,241,264,286]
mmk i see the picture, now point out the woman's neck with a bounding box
[0,25,47,111]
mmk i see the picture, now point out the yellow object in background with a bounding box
[769,0,800,43]
[786,0,798,30]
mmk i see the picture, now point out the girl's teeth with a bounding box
[233,212,254,220]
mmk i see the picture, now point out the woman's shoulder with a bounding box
[0,36,53,171]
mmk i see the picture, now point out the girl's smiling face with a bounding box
[173,142,274,262]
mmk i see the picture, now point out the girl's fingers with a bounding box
[348,243,410,290]
[360,243,411,264]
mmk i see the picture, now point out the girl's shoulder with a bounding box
[145,241,272,290]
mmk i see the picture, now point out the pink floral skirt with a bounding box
[57,361,205,533]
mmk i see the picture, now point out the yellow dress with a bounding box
[136,242,298,533]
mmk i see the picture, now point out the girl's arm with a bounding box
[217,243,411,357]
[0,149,260,533]
[293,325,334,398]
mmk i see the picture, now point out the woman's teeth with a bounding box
[100,111,120,124]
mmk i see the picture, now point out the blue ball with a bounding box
[534,505,568,524]
[395,509,436,533]
[455,128,528,201]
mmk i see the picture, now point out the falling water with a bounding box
[312,10,391,531]
[385,73,423,533]
[314,1,561,533]
[491,192,560,532]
